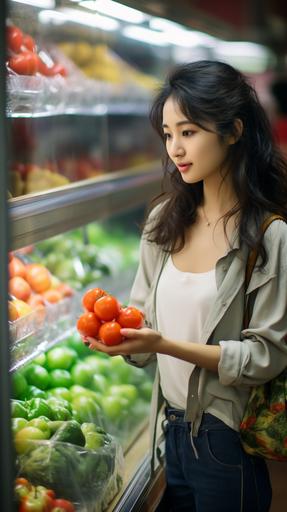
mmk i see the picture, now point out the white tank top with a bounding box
[156,255,217,409]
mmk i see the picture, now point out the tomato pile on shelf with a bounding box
[6,24,67,77]
[77,287,144,346]
[8,251,74,322]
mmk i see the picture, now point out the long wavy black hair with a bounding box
[146,60,287,265]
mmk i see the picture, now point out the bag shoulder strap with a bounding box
[244,214,286,329]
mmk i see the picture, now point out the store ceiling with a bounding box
[123,0,287,54]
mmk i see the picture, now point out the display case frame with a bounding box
[0,1,15,509]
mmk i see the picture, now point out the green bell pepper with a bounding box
[26,398,54,421]
[46,397,72,420]
[11,417,28,434]
[11,400,28,419]
[52,405,72,421]
[47,397,72,413]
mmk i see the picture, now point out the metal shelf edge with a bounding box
[9,162,162,249]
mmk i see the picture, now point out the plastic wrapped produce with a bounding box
[17,422,124,509]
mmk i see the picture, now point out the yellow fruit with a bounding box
[12,299,33,318]
[8,301,19,321]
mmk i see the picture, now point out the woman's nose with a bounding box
[169,140,185,158]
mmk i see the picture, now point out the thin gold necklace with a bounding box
[202,206,211,227]
[202,203,238,227]
[201,206,223,227]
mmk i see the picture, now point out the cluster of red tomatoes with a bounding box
[15,477,74,512]
[77,287,144,346]
[7,24,67,77]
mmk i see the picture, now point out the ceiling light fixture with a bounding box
[12,0,55,7]
[123,25,169,46]
[39,7,119,30]
[80,0,148,24]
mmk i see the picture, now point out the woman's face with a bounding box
[162,96,234,184]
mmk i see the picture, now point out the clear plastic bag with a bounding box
[17,435,123,509]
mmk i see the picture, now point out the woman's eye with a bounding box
[163,133,171,140]
[183,130,195,136]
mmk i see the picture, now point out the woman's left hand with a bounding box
[82,327,165,356]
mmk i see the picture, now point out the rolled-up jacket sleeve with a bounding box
[218,262,287,387]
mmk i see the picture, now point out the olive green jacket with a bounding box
[127,207,287,457]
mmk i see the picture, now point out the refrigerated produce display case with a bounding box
[5,1,168,510]
[3,1,282,511]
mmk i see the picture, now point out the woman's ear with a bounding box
[228,118,243,144]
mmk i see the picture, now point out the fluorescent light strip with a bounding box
[12,0,55,7]
[150,16,216,48]
[213,41,274,73]
[39,7,119,31]
[123,25,169,46]
[215,41,269,58]
[80,0,148,24]
[166,30,216,48]
[150,16,185,32]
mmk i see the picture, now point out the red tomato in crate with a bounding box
[25,264,51,294]
[37,58,54,77]
[38,59,67,78]
[50,63,68,77]
[6,26,23,53]
[99,321,123,346]
[42,289,62,304]
[22,34,36,52]
[9,256,27,279]
[8,51,39,75]
[94,295,120,321]
[56,282,74,298]
[82,287,106,312]
[77,312,101,338]
[27,293,45,309]
[9,276,31,302]
[117,306,144,329]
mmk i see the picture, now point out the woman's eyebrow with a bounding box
[162,120,194,128]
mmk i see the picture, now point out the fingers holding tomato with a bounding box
[83,327,162,356]
[99,321,123,346]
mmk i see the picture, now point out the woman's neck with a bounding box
[202,174,238,218]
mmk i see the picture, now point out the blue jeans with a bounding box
[163,408,272,512]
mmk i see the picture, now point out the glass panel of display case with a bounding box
[6,0,165,199]
[9,207,144,364]
[9,206,155,510]
[8,115,108,196]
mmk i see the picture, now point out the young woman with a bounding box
[83,61,287,512]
